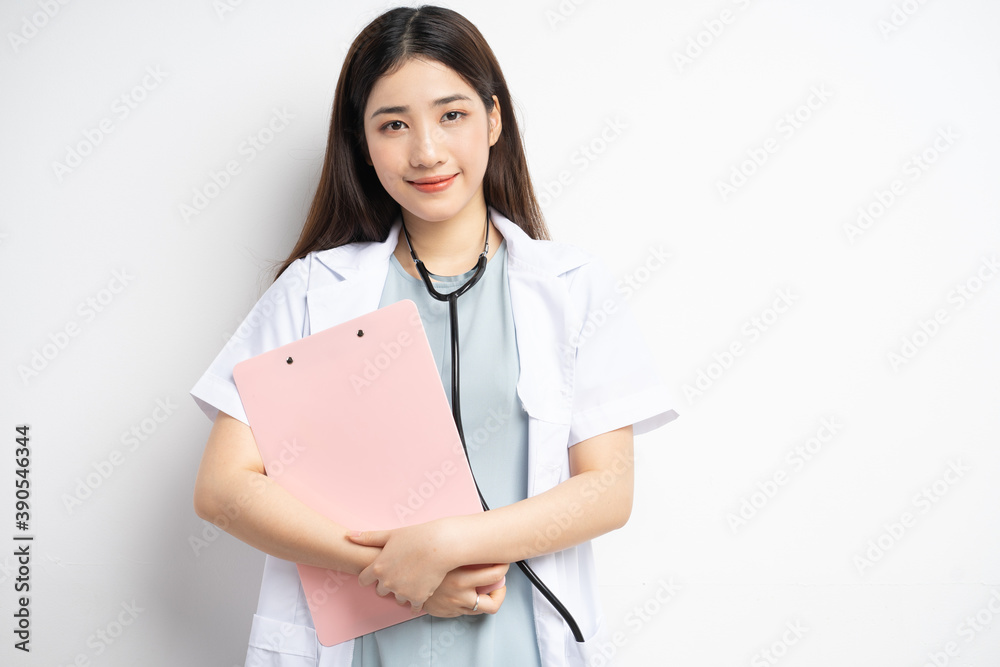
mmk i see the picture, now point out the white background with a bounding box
[2,0,999,665]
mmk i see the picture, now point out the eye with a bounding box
[442,111,465,122]
[380,120,406,132]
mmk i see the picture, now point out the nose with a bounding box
[409,123,446,168]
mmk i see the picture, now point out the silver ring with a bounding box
[471,594,479,612]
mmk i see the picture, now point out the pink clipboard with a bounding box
[233,299,500,646]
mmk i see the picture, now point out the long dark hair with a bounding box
[274,5,549,280]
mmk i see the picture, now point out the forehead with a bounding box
[365,58,477,110]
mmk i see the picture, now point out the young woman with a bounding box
[191,5,677,666]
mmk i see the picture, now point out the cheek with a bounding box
[367,145,399,184]
[460,138,491,174]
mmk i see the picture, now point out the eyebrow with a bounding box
[369,94,473,120]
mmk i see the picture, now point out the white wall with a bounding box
[2,1,998,665]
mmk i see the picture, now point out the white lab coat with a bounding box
[191,207,678,667]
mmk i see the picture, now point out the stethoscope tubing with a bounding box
[402,211,586,643]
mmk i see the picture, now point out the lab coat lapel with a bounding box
[304,221,402,334]
[492,210,588,425]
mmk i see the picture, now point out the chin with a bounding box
[401,198,471,224]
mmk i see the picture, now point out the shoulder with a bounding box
[265,254,313,299]
[505,232,600,279]
[279,237,379,292]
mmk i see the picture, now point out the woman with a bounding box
[191,5,677,666]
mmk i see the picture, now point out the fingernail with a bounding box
[348,530,362,538]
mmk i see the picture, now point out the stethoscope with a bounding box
[400,206,585,643]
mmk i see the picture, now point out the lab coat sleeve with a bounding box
[189,257,312,425]
[566,255,678,447]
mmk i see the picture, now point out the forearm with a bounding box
[441,425,634,568]
[196,471,378,575]
[446,460,632,568]
[193,413,379,576]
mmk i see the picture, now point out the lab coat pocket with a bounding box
[244,613,318,667]
[568,613,611,666]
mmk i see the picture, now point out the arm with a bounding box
[449,423,634,564]
[349,424,634,609]
[192,410,380,576]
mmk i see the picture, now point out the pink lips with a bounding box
[408,174,457,193]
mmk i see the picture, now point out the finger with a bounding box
[358,565,376,589]
[347,529,389,547]
[475,586,506,615]
[462,563,509,588]
[473,565,508,594]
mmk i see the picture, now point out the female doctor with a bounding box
[191,5,677,666]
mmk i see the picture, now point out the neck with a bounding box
[400,200,491,274]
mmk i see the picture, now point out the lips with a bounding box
[408,174,457,184]
[407,173,458,193]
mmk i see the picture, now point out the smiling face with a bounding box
[362,57,502,227]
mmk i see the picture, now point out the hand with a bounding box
[348,520,457,613]
[422,563,509,618]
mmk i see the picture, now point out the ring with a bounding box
[471,595,479,612]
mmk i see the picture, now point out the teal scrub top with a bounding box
[350,238,543,667]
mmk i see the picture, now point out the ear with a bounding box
[488,94,502,147]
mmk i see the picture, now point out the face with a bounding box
[362,57,502,226]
